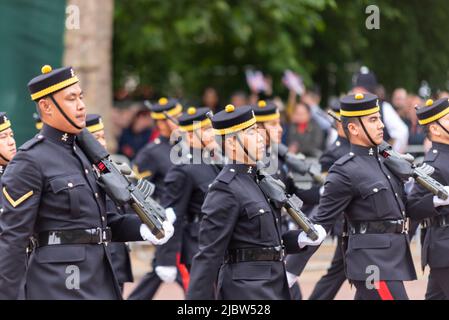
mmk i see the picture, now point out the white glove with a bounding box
[140,221,174,245]
[155,266,177,283]
[319,186,325,196]
[165,207,177,224]
[286,271,298,288]
[297,224,327,249]
[433,186,449,207]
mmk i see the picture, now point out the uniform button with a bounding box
[387,175,391,179]
[102,216,105,222]
[73,146,76,151]
[85,169,89,175]
[95,193,99,198]
[433,149,438,153]
[276,218,279,223]
[402,210,405,215]
[68,182,74,188]
[349,152,354,156]
[395,193,398,197]
[208,184,212,188]
[37,135,43,139]
[230,169,235,172]
[259,209,265,213]
[373,188,378,193]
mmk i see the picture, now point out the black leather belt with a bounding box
[347,219,408,235]
[224,246,285,263]
[36,227,112,247]
[421,215,449,229]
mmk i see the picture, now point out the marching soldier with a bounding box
[186,104,326,300]
[0,65,173,299]
[128,97,185,299]
[251,99,322,300]
[85,114,134,293]
[407,98,449,299]
[0,113,17,207]
[155,107,222,291]
[300,93,416,300]
[305,101,350,300]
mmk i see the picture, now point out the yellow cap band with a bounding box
[214,117,256,135]
[151,104,183,120]
[30,76,79,100]
[255,112,280,122]
[179,118,211,132]
[86,122,105,133]
[418,106,449,125]
[339,106,380,117]
[0,120,11,132]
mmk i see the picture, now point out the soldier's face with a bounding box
[93,129,107,149]
[200,124,218,151]
[0,128,16,164]
[40,83,87,134]
[239,124,265,163]
[359,112,385,145]
[259,118,283,145]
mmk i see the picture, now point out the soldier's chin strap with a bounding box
[235,132,258,164]
[357,117,377,147]
[49,94,82,130]
[0,152,9,164]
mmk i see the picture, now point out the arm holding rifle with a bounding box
[76,128,174,244]
[272,142,325,185]
[256,161,326,247]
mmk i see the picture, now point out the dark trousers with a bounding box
[353,280,408,300]
[309,236,346,300]
[289,281,302,300]
[425,267,449,300]
[127,256,187,300]
[127,270,185,300]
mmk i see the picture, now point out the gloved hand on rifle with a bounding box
[434,186,449,207]
[140,220,174,245]
[297,224,327,249]
[382,156,415,182]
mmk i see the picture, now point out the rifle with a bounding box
[256,162,319,240]
[328,109,448,200]
[378,142,448,200]
[272,143,324,185]
[77,128,167,239]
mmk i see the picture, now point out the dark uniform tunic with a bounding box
[187,163,303,300]
[315,144,416,282]
[407,142,449,298]
[0,125,143,299]
[158,156,221,269]
[132,136,175,200]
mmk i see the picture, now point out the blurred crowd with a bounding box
[110,68,449,161]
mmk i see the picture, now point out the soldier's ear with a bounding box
[37,98,52,117]
[429,123,440,137]
[347,122,358,136]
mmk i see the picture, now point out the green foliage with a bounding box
[113,0,449,103]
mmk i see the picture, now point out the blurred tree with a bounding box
[113,0,449,103]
